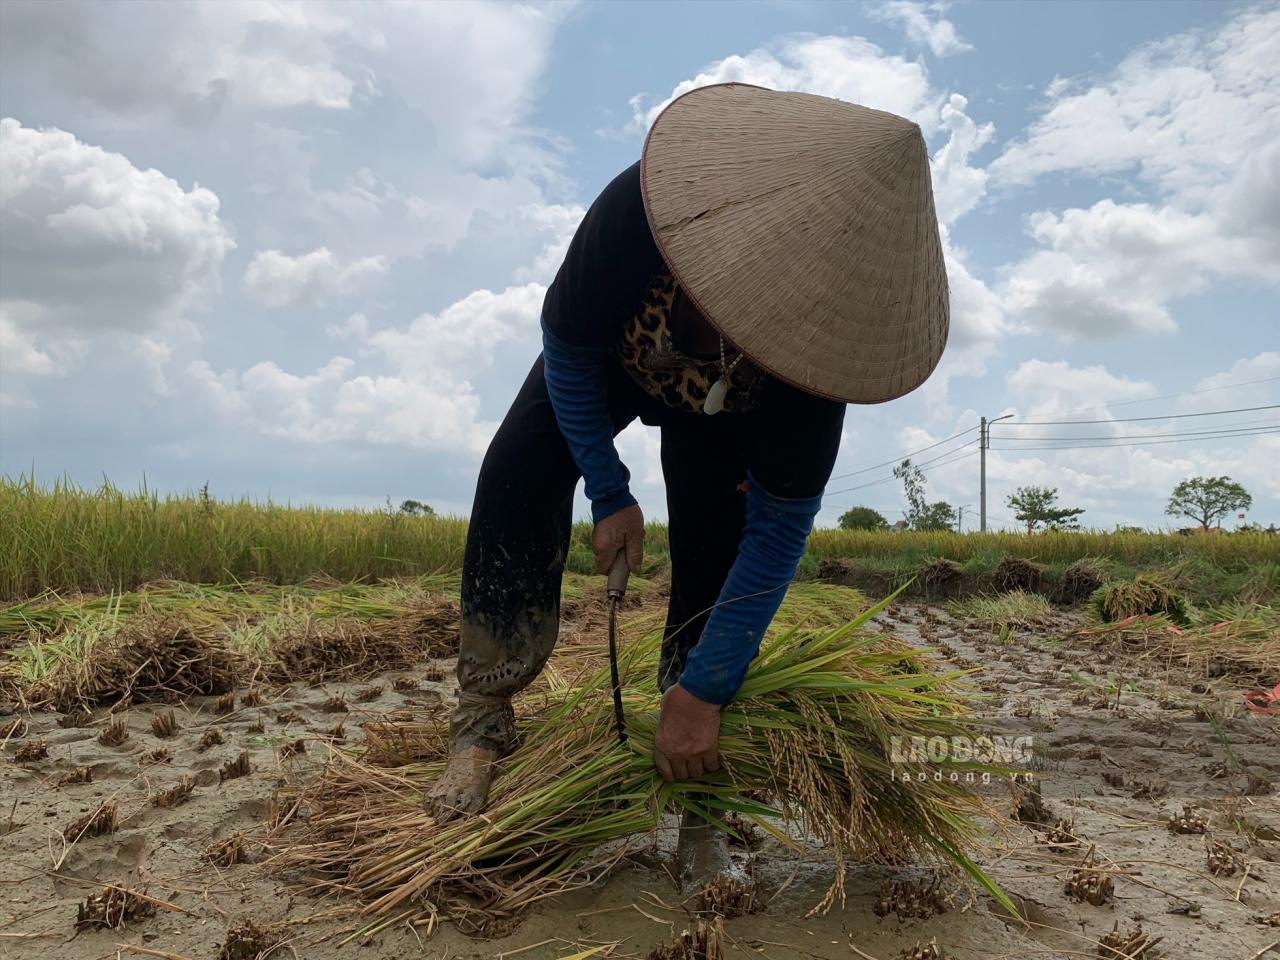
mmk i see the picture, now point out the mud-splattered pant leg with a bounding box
[657,417,750,692]
[451,356,640,754]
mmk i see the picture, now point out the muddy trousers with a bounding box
[450,356,750,754]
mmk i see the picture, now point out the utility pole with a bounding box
[979,416,987,533]
[980,414,1013,533]
[956,504,973,533]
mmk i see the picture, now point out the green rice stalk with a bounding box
[949,591,1054,632]
[265,594,1012,927]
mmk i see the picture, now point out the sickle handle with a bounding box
[607,550,629,599]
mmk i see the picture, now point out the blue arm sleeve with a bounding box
[542,323,637,523]
[676,474,821,705]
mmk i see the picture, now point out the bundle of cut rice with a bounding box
[265,594,1011,937]
[1089,575,1189,626]
[1082,605,1278,680]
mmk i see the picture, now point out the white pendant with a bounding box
[704,378,728,415]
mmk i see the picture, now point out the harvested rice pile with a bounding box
[948,591,1053,632]
[919,558,964,590]
[2,581,463,706]
[1082,604,1279,681]
[31,614,237,710]
[264,605,458,683]
[1089,575,1189,626]
[992,557,1042,593]
[1058,559,1106,604]
[265,596,1008,935]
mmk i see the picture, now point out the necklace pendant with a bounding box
[704,378,728,415]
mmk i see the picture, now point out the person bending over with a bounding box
[429,83,949,883]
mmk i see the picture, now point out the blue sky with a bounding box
[1,0,1276,531]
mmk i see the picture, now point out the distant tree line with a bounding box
[832,470,1260,533]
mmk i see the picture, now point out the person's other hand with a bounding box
[654,684,721,781]
[591,503,644,575]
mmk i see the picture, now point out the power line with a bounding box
[827,425,978,482]
[1005,403,1278,427]
[996,420,1280,443]
[1031,375,1280,417]
[990,427,1279,452]
[826,447,979,499]
[910,438,981,471]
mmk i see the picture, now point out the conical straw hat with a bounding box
[640,83,949,405]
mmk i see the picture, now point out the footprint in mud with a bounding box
[233,797,270,821]
[54,832,148,894]
[402,691,444,707]
[163,817,209,841]
[81,760,126,780]
[991,893,1062,935]
[48,728,98,746]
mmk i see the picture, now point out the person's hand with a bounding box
[654,684,721,781]
[592,504,644,575]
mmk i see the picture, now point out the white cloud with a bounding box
[994,8,1280,340]
[984,434,1280,529]
[1005,359,1155,419]
[943,232,1004,348]
[1187,352,1280,408]
[983,356,1280,527]
[915,228,1009,418]
[135,335,174,395]
[0,118,234,332]
[511,203,587,285]
[615,421,664,490]
[0,2,572,272]
[242,247,388,308]
[192,283,546,456]
[0,2,568,165]
[867,1,973,58]
[0,306,55,375]
[0,1,358,118]
[930,94,995,226]
[369,284,545,372]
[991,7,1279,199]
[326,312,370,340]
[627,35,941,135]
[999,199,1271,339]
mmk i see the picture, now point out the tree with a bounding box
[894,459,926,521]
[915,500,957,532]
[838,506,888,531]
[893,459,955,531]
[399,499,435,517]
[1165,476,1251,530]
[1006,485,1085,534]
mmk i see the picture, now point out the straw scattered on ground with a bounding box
[264,594,1009,935]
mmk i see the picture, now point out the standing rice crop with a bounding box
[0,474,470,601]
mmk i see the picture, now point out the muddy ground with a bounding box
[2,597,1278,960]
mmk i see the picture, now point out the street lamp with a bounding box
[980,414,1013,533]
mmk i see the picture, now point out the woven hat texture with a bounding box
[640,83,949,404]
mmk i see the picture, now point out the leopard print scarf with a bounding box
[616,273,762,414]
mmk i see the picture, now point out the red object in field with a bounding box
[1243,685,1280,715]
